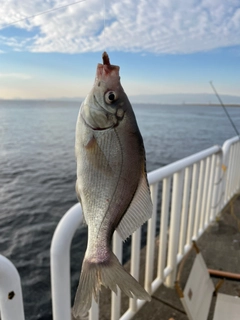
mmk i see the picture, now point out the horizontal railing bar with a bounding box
[151,278,163,293]
[176,242,194,265]
[120,300,146,320]
[163,266,173,278]
[148,145,221,185]
[120,268,172,320]
[120,309,136,320]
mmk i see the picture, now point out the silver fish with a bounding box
[73,52,152,318]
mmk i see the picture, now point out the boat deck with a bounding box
[98,194,240,320]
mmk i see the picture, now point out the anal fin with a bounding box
[117,170,153,241]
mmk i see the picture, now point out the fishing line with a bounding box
[209,81,239,213]
[103,0,106,51]
[210,81,240,138]
[0,0,86,28]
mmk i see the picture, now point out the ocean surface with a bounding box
[0,100,240,319]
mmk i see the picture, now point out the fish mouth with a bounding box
[102,52,110,65]
[102,52,119,72]
[96,52,120,81]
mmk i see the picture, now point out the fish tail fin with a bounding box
[72,251,151,318]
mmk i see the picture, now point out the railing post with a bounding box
[221,137,240,209]
[204,154,216,224]
[112,231,123,320]
[144,183,158,294]
[0,255,25,320]
[237,141,240,192]
[50,203,83,320]
[231,143,239,196]
[129,227,141,313]
[178,167,192,256]
[232,143,239,194]
[199,156,211,233]
[165,170,184,287]
[186,162,199,246]
[226,146,234,201]
[193,159,206,239]
[158,177,171,280]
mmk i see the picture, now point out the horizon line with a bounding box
[0,98,240,107]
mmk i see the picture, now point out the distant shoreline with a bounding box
[132,103,240,107]
[0,99,239,107]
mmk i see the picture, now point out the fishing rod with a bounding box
[210,81,240,138]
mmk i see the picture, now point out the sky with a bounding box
[0,0,240,104]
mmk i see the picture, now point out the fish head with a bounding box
[81,52,129,130]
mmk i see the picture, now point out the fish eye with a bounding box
[105,91,117,104]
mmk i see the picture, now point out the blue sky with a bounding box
[0,0,240,103]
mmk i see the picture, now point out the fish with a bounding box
[72,52,152,318]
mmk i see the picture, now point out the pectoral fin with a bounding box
[116,169,152,241]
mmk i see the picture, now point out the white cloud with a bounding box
[0,73,32,80]
[0,0,240,54]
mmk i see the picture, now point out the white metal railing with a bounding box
[222,136,240,206]
[0,255,25,320]
[0,136,239,320]
[50,203,83,320]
